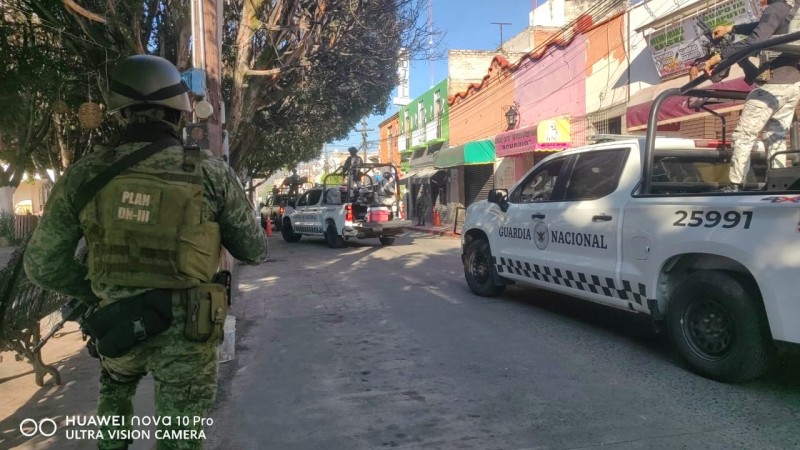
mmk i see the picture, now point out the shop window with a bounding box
[434,92,442,138]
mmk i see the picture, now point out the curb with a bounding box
[408,226,459,238]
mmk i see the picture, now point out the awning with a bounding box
[411,167,441,182]
[434,139,495,169]
[400,169,421,180]
[626,73,753,131]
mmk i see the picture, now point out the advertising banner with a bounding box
[648,0,761,80]
[537,118,571,149]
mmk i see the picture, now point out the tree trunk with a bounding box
[0,187,15,215]
[53,113,72,169]
[227,0,266,170]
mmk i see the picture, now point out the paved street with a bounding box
[207,232,800,450]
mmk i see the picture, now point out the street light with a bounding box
[505,105,519,130]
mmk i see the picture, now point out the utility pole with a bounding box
[193,0,231,270]
[322,143,330,174]
[491,22,512,51]
[202,0,224,157]
[359,117,373,162]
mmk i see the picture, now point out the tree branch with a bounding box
[62,0,107,24]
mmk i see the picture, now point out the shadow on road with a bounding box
[500,283,800,390]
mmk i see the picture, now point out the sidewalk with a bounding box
[408,224,460,238]
[0,244,158,450]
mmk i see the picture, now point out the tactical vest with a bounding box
[80,147,221,289]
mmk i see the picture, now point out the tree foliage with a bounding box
[0,0,438,188]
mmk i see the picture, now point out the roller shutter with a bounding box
[464,164,494,206]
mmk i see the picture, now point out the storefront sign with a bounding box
[496,126,537,156]
[537,119,570,149]
[648,0,760,79]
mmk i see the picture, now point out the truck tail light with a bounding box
[279,206,284,216]
[345,204,353,222]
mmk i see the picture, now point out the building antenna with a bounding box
[428,0,434,88]
[491,22,512,51]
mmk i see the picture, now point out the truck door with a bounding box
[495,156,569,286]
[546,148,631,308]
[293,191,311,232]
[304,189,324,235]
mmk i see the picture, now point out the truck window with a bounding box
[511,157,566,203]
[306,190,323,205]
[649,150,767,195]
[564,149,628,201]
[295,192,310,207]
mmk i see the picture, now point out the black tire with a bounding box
[379,237,396,246]
[325,222,344,248]
[271,214,281,231]
[281,219,301,243]
[667,271,773,383]
[463,239,506,297]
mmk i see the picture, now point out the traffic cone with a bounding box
[265,217,273,236]
[433,209,441,226]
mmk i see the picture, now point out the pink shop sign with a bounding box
[496,126,537,157]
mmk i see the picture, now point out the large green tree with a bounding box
[0,0,436,208]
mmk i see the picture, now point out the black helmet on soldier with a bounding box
[106,55,192,117]
[348,147,358,155]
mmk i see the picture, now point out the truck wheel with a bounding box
[464,239,506,297]
[281,219,301,243]
[325,223,344,248]
[379,237,395,246]
[667,271,773,383]
[272,214,282,231]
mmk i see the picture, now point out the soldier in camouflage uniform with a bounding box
[24,55,267,449]
[705,0,800,191]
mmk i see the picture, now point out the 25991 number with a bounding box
[673,210,753,229]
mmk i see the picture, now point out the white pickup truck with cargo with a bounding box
[460,34,800,383]
[281,163,412,247]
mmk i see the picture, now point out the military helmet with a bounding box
[106,55,191,113]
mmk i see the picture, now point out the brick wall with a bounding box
[448,50,500,94]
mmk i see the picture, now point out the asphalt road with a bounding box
[207,232,800,450]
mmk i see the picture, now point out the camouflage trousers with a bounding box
[96,294,219,450]
[730,82,800,184]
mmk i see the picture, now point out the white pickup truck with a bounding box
[281,163,412,247]
[461,79,800,382]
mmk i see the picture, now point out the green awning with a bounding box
[433,139,495,168]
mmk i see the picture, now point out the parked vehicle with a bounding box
[461,35,800,383]
[260,191,293,231]
[281,163,411,247]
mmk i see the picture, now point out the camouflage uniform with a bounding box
[729,83,800,184]
[24,124,268,450]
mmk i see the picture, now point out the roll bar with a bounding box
[641,30,800,194]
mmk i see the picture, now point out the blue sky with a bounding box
[328,0,535,152]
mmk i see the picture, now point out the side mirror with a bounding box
[487,189,509,212]
[488,189,508,204]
